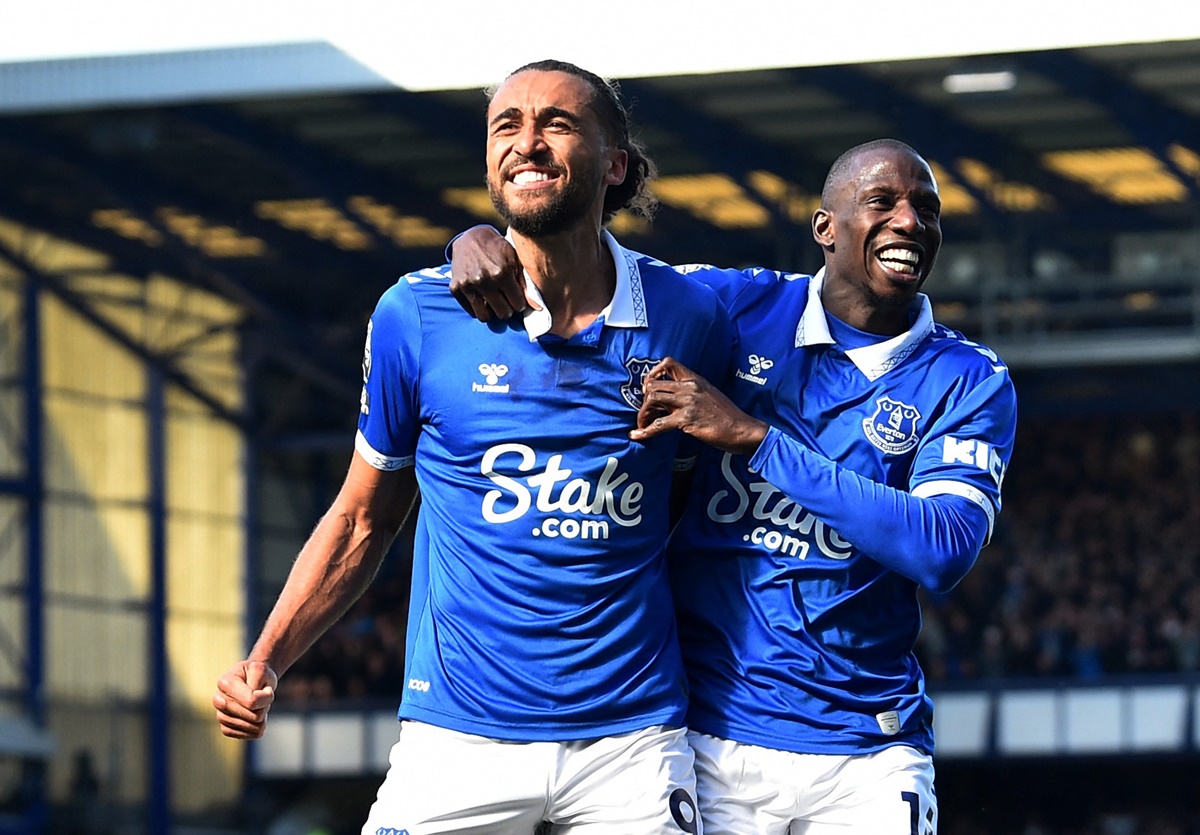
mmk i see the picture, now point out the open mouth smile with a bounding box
[876,246,922,277]
[509,167,560,189]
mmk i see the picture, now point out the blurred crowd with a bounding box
[943,809,1200,835]
[919,409,1200,682]
[274,408,1200,704]
[277,566,412,705]
[938,758,1200,835]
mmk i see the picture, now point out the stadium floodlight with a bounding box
[942,70,1018,94]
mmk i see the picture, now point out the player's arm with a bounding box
[447,225,532,320]
[632,357,1010,594]
[445,225,796,320]
[746,427,990,593]
[213,451,419,740]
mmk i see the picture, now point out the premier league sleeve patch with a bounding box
[620,357,660,409]
[863,396,922,454]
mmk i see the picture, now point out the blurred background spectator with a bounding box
[919,409,1200,683]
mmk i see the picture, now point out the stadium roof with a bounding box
[2,9,1199,443]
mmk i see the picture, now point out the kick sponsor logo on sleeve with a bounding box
[943,436,1006,486]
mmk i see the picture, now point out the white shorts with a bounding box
[689,732,936,835]
[361,720,702,835]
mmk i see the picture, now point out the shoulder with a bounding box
[368,265,461,349]
[629,252,724,315]
[374,265,455,316]
[383,264,451,299]
[630,251,811,314]
[668,262,809,293]
[680,263,811,316]
[927,323,1007,368]
[924,323,1016,396]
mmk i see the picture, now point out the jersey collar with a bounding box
[794,268,935,381]
[520,230,648,341]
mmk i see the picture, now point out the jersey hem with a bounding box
[398,703,687,743]
[686,714,934,757]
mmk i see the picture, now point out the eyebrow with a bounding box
[859,182,941,205]
[488,105,582,129]
[539,106,580,124]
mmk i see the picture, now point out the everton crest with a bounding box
[620,357,660,409]
[862,396,921,454]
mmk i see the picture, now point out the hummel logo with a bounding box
[473,363,510,394]
[748,354,773,375]
[479,363,508,384]
[735,353,774,385]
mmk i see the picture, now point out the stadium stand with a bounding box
[919,409,1200,683]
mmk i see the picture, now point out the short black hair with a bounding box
[821,138,926,207]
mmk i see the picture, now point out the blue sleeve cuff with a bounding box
[747,425,785,474]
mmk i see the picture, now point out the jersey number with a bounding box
[902,791,934,835]
[669,788,698,834]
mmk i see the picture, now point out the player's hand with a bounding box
[213,659,279,740]
[449,226,538,321]
[630,357,769,456]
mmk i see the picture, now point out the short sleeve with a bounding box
[356,280,423,470]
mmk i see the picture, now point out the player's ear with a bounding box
[812,207,835,249]
[605,148,628,186]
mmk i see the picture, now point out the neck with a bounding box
[820,272,913,337]
[511,223,616,338]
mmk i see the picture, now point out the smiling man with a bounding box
[450,138,1017,834]
[629,139,1017,834]
[213,59,732,835]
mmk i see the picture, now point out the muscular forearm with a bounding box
[249,506,397,675]
[248,458,417,675]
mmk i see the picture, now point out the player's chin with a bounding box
[875,268,926,300]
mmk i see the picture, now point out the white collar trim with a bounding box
[794,268,935,381]
[520,230,646,340]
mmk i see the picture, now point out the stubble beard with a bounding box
[488,172,599,238]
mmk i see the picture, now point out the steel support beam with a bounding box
[1015,49,1200,206]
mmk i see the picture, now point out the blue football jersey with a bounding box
[668,267,1017,756]
[357,232,734,741]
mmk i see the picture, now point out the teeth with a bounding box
[512,170,551,185]
[878,247,920,274]
[879,248,918,263]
